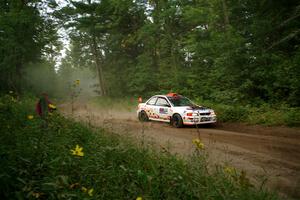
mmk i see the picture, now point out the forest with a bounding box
[1,0,300,108]
[1,1,300,199]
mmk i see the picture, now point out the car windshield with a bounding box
[167,96,195,107]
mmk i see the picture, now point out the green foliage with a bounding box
[0,0,60,93]
[1,0,299,125]
[217,105,249,122]
[56,0,300,109]
[0,96,279,199]
[283,108,300,126]
[198,100,300,126]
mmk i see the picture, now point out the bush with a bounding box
[283,108,300,126]
[216,105,249,122]
[197,99,300,126]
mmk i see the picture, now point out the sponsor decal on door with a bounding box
[159,108,168,114]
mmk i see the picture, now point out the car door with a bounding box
[154,97,172,121]
[145,96,158,119]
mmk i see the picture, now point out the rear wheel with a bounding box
[171,114,183,128]
[138,111,149,122]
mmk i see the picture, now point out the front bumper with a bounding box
[183,116,217,125]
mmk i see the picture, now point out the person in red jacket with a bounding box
[35,93,56,119]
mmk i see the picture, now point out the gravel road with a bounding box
[60,102,300,199]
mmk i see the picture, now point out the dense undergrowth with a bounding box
[197,100,300,127]
[0,95,279,199]
[91,97,300,127]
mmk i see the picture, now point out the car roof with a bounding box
[154,95,167,98]
[153,93,183,98]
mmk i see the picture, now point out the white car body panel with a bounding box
[137,95,217,126]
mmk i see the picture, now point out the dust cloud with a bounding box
[23,62,99,99]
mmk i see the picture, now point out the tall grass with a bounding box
[197,100,300,126]
[0,95,279,199]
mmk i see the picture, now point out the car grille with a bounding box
[200,112,211,116]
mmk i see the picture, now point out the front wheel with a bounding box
[138,111,149,122]
[171,114,183,128]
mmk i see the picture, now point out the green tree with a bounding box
[56,0,299,106]
[0,0,59,94]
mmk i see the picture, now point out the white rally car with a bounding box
[137,93,217,128]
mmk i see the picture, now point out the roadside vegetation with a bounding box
[0,95,280,199]
[198,100,300,127]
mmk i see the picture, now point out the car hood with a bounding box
[174,106,213,113]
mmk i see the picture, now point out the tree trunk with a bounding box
[91,35,106,96]
[221,0,230,30]
[15,62,22,94]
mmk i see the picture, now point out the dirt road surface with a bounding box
[60,102,300,199]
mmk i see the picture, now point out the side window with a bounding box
[156,97,170,107]
[147,97,157,105]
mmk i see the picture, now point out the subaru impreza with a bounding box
[137,93,217,128]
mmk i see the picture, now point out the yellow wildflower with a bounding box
[48,104,56,109]
[224,166,235,175]
[192,138,204,149]
[71,145,84,157]
[28,115,34,120]
[81,186,87,193]
[88,188,94,196]
[75,79,80,85]
[136,197,142,200]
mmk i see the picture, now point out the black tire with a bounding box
[171,114,183,128]
[138,111,149,122]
